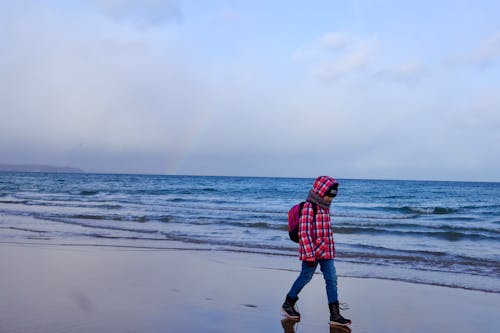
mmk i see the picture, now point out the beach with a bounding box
[2,174,499,294]
[1,242,498,333]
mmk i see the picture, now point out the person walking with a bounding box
[282,176,351,326]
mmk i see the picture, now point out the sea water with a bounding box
[0,173,498,292]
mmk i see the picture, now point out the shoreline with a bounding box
[1,240,498,294]
[1,242,498,333]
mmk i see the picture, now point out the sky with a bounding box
[1,0,499,181]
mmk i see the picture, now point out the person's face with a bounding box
[324,184,338,202]
[324,194,334,203]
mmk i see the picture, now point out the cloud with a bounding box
[452,91,500,130]
[293,31,353,62]
[0,3,204,158]
[1,2,499,180]
[95,0,182,28]
[375,60,425,86]
[318,32,352,51]
[311,40,377,82]
[299,32,423,86]
[293,32,377,82]
[469,32,500,69]
[217,9,241,23]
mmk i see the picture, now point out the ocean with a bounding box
[0,172,499,293]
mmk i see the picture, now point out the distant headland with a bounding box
[0,164,83,173]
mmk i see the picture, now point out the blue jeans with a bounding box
[287,259,338,303]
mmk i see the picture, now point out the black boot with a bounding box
[329,302,351,326]
[281,295,300,319]
[281,318,299,333]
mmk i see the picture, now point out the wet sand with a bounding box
[0,243,498,333]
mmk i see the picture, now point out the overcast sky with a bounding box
[1,1,499,181]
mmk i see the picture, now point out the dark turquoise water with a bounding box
[0,172,499,292]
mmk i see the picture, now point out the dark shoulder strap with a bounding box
[311,203,317,223]
[301,201,317,223]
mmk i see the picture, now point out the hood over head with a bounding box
[311,176,339,198]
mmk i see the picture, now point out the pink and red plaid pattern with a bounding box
[298,176,338,260]
[312,176,338,197]
[298,202,336,260]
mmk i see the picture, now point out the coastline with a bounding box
[2,173,498,295]
[0,242,498,333]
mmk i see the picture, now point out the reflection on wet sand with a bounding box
[281,318,300,333]
[330,324,352,333]
[281,318,352,333]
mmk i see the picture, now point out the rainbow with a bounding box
[164,106,214,175]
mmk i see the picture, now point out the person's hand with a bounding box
[306,260,316,267]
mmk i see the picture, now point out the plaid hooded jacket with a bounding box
[298,176,337,261]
